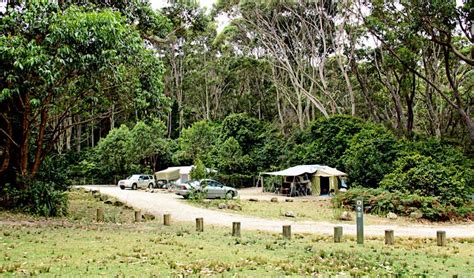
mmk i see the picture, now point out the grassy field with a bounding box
[187,197,420,225]
[0,189,473,276]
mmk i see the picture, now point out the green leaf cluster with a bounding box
[80,121,171,181]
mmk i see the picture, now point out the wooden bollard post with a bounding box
[163,214,171,226]
[334,226,343,243]
[196,218,204,232]
[134,210,141,222]
[385,230,394,245]
[282,225,291,239]
[437,231,446,246]
[232,222,241,237]
[96,208,104,222]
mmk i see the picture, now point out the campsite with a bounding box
[260,165,347,196]
[1,0,473,276]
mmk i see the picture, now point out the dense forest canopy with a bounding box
[0,0,472,218]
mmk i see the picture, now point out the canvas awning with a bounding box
[315,167,346,177]
[155,165,217,181]
[166,166,194,175]
[262,165,346,177]
[154,168,180,181]
[262,165,320,176]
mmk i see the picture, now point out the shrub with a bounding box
[290,115,365,170]
[173,120,220,165]
[220,113,265,154]
[210,137,253,174]
[380,154,473,207]
[1,156,69,217]
[402,138,468,166]
[343,124,399,187]
[190,158,207,180]
[332,188,471,221]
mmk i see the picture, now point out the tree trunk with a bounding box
[65,116,72,151]
[110,104,115,130]
[76,115,82,152]
[443,47,474,143]
[276,90,284,129]
[0,110,12,175]
[20,94,30,178]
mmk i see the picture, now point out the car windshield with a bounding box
[188,180,200,188]
[127,175,141,180]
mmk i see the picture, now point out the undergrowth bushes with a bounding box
[1,156,70,217]
[333,188,473,221]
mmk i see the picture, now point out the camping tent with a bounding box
[262,165,346,196]
[154,168,180,182]
[155,166,194,183]
[155,166,217,183]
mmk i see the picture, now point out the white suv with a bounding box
[118,174,155,190]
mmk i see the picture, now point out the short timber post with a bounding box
[196,218,204,232]
[134,210,141,222]
[163,214,171,226]
[232,222,241,237]
[334,226,343,243]
[355,197,364,244]
[282,225,291,239]
[96,208,104,222]
[437,231,446,246]
[385,230,394,245]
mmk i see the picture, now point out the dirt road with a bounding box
[82,186,474,238]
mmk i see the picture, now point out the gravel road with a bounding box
[81,186,474,238]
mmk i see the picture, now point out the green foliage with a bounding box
[95,125,131,176]
[214,113,284,177]
[128,120,168,164]
[220,113,265,154]
[173,121,220,165]
[211,137,252,174]
[0,2,168,201]
[173,114,283,187]
[343,124,399,187]
[251,126,285,172]
[333,134,473,221]
[287,115,365,169]
[401,138,469,167]
[1,156,70,217]
[333,187,472,221]
[190,158,207,180]
[80,121,170,183]
[380,154,473,207]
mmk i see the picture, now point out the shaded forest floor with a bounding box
[0,190,473,276]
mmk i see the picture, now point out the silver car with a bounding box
[176,179,238,199]
[118,174,155,190]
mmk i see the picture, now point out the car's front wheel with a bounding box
[132,183,137,190]
[120,185,125,190]
[225,191,234,200]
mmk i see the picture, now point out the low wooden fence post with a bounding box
[134,210,141,222]
[334,226,343,243]
[163,214,171,226]
[385,230,394,245]
[437,231,446,246]
[232,222,241,237]
[196,218,204,232]
[96,208,104,222]
[282,225,291,239]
